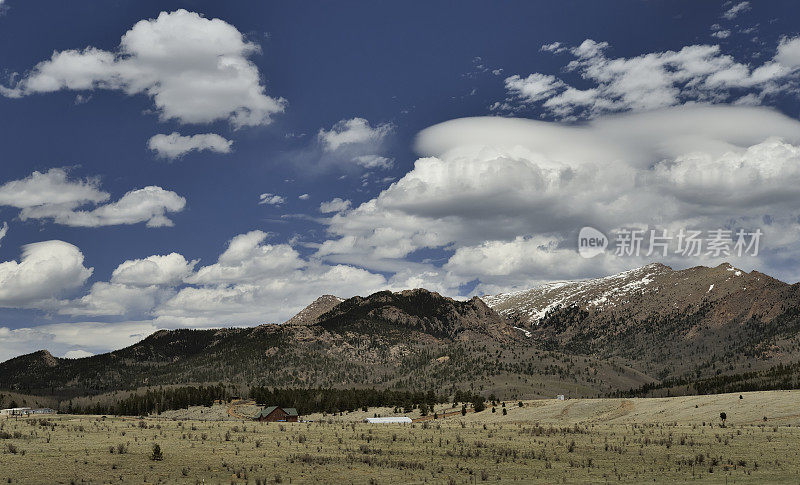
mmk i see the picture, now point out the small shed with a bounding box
[255,406,299,422]
[364,416,412,424]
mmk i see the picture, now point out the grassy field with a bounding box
[1,390,799,484]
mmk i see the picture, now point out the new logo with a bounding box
[578,227,608,258]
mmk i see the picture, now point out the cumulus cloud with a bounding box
[0,240,92,307]
[318,118,393,151]
[316,118,394,170]
[156,230,386,326]
[258,193,285,205]
[298,194,310,200]
[187,231,303,285]
[319,198,351,213]
[0,168,108,208]
[504,73,564,103]
[501,37,800,119]
[0,169,186,227]
[111,253,196,286]
[0,222,7,247]
[1,10,285,127]
[55,253,194,317]
[19,186,186,227]
[148,132,233,159]
[317,105,800,290]
[776,37,800,69]
[58,282,172,317]
[443,236,630,293]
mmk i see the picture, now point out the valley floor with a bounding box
[1,390,799,484]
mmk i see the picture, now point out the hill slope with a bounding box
[483,263,800,394]
[6,289,616,399]
[3,263,800,401]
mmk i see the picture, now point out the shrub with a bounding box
[150,443,164,461]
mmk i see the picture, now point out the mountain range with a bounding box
[2,262,800,402]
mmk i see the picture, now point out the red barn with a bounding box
[255,406,299,422]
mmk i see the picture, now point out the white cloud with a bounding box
[63,349,94,359]
[504,73,564,103]
[775,36,800,69]
[55,253,195,317]
[156,230,386,326]
[502,37,800,119]
[187,231,303,285]
[540,42,566,54]
[443,236,629,294]
[723,1,750,20]
[259,193,285,205]
[298,193,310,200]
[652,137,800,208]
[0,222,7,247]
[315,118,394,170]
[318,118,393,151]
[0,168,108,209]
[318,105,800,289]
[148,132,233,159]
[19,186,186,227]
[711,30,731,39]
[1,10,285,127]
[0,240,92,307]
[319,198,351,213]
[0,169,186,227]
[0,321,159,363]
[111,253,197,286]
[58,282,172,317]
[353,155,394,169]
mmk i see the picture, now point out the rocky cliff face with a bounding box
[316,289,518,341]
[282,295,344,326]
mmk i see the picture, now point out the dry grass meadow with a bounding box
[2,390,800,484]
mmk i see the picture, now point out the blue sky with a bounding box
[1,0,800,361]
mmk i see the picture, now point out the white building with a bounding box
[364,416,412,423]
[0,407,32,416]
[0,407,56,416]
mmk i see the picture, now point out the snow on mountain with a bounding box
[482,262,778,325]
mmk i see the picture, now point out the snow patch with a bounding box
[512,326,532,337]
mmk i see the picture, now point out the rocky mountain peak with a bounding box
[483,262,787,325]
[283,294,344,326]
